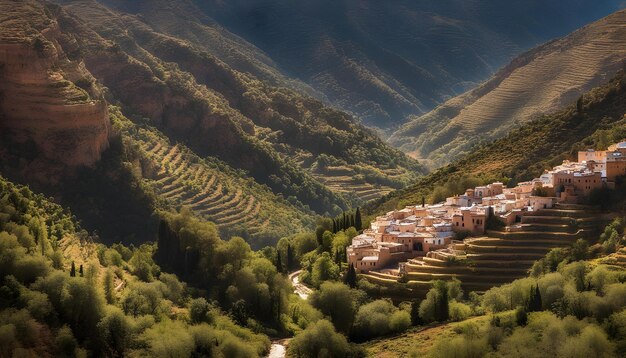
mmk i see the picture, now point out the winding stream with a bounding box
[266,271,311,357]
[267,342,287,358]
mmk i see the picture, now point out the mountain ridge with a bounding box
[391,8,626,167]
[192,0,624,128]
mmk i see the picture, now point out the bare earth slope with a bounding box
[391,10,626,167]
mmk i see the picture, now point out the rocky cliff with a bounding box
[0,1,109,174]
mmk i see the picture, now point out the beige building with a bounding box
[452,207,487,235]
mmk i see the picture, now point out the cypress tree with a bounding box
[355,207,362,231]
[434,282,449,322]
[79,264,83,277]
[344,264,357,288]
[287,244,294,271]
[440,286,449,321]
[103,270,116,304]
[276,250,283,273]
[350,213,355,228]
[70,261,76,277]
[411,299,422,326]
[526,286,534,312]
[527,284,543,312]
[342,212,347,231]
[332,219,337,234]
[534,284,542,311]
[335,249,341,265]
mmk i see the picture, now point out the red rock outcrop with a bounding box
[0,2,110,168]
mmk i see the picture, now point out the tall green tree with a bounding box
[411,299,422,325]
[70,261,76,277]
[434,281,449,322]
[355,207,362,231]
[526,284,542,312]
[344,264,357,288]
[276,250,283,273]
[287,244,294,271]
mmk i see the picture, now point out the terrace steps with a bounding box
[133,135,276,237]
[361,205,610,295]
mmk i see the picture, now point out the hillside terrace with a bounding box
[348,140,626,274]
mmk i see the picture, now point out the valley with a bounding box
[194,0,623,128]
[2,1,626,357]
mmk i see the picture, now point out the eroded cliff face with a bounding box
[0,6,110,171]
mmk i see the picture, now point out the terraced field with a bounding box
[391,9,626,166]
[311,167,398,203]
[122,122,315,245]
[364,205,613,294]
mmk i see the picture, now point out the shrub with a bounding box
[287,320,352,357]
[429,334,488,358]
[141,320,194,357]
[54,325,78,357]
[310,282,358,333]
[449,301,472,322]
[389,310,411,333]
[352,299,410,340]
[189,298,212,324]
[97,306,132,357]
[557,325,615,358]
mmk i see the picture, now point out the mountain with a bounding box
[190,0,623,128]
[0,0,110,181]
[0,0,424,247]
[367,69,626,215]
[391,9,626,167]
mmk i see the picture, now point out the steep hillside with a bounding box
[0,175,277,357]
[0,0,110,182]
[0,0,422,229]
[192,0,622,128]
[112,108,316,248]
[49,0,423,212]
[367,70,626,215]
[392,9,626,167]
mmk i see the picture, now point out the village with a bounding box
[347,141,626,274]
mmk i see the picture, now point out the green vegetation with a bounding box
[112,107,316,247]
[52,0,424,215]
[362,217,626,357]
[0,175,276,356]
[288,319,361,357]
[367,69,626,215]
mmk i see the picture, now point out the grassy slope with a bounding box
[366,70,626,216]
[362,316,490,357]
